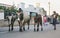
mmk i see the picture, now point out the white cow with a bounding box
[17,11,30,32]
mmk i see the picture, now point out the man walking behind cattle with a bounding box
[52,11,59,30]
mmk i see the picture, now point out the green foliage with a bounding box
[0,6,6,10]
[59,15,60,21]
[0,5,17,19]
[10,6,18,13]
[0,6,17,13]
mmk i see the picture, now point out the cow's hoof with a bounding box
[54,28,56,30]
[37,29,39,31]
[19,29,23,32]
[11,28,13,31]
[41,28,43,31]
[23,28,25,31]
[28,27,29,30]
[34,29,36,31]
[9,29,10,32]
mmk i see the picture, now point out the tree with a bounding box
[10,5,18,15]
[0,6,6,10]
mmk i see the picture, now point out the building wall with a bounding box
[0,10,4,20]
[0,3,12,7]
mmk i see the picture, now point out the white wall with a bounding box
[0,12,4,20]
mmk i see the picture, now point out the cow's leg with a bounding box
[27,20,30,30]
[11,19,14,31]
[8,24,10,31]
[20,26,22,32]
[40,23,43,31]
[41,26,43,31]
[23,21,25,31]
[8,21,10,31]
[34,23,36,31]
[11,18,16,31]
[7,17,11,31]
[37,22,39,31]
[41,25,43,31]
[23,26,25,31]
[20,26,23,32]
[19,21,23,32]
[11,24,13,31]
[11,22,14,31]
[18,21,21,31]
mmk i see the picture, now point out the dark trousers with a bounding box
[53,18,57,25]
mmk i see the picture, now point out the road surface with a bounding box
[0,24,60,38]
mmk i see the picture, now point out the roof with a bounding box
[0,3,12,7]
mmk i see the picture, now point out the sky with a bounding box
[0,0,60,15]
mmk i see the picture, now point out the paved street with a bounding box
[0,24,60,38]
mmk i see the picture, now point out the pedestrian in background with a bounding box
[43,15,48,26]
[52,11,58,30]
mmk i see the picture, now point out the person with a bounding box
[52,11,58,30]
[43,15,48,26]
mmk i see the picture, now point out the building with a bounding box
[0,3,12,8]
[0,3,14,19]
[18,2,46,16]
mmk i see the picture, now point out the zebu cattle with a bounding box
[22,12,30,31]
[6,11,30,32]
[17,11,30,32]
[6,14,16,31]
[34,14,43,31]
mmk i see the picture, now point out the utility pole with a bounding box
[48,2,50,16]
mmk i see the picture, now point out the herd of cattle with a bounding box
[5,12,60,32]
